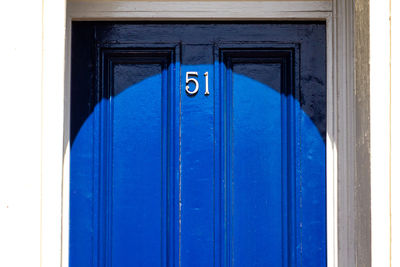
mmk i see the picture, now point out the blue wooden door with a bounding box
[70,23,326,267]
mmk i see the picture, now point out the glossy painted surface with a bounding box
[70,22,326,267]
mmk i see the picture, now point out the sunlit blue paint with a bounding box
[71,72,326,267]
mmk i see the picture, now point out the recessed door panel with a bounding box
[111,63,163,266]
[231,59,285,267]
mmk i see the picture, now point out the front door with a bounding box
[70,22,326,267]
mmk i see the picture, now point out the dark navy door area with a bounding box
[70,22,326,267]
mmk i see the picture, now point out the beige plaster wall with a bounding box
[354,0,371,266]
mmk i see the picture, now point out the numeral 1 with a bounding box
[204,72,210,95]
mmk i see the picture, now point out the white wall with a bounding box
[0,1,43,266]
[369,1,400,266]
[391,0,400,266]
[41,1,67,267]
[0,1,66,267]
[370,0,391,265]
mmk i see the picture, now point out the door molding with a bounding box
[67,1,332,19]
[55,1,359,266]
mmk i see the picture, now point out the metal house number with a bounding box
[185,71,210,96]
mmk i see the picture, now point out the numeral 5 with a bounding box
[185,72,199,95]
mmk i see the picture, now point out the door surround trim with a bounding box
[55,1,359,266]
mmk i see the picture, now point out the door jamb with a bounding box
[56,1,358,266]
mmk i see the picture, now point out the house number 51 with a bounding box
[185,71,210,96]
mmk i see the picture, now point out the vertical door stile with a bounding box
[91,40,101,267]
[213,44,221,267]
[106,53,114,267]
[175,44,182,267]
[161,57,168,267]
[281,53,290,267]
[99,47,110,267]
[225,55,234,267]
[288,48,298,267]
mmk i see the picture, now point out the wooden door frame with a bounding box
[41,1,366,266]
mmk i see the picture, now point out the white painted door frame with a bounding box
[40,1,363,266]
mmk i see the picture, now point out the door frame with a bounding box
[48,1,359,266]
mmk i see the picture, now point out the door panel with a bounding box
[71,22,326,267]
[229,55,286,267]
[111,62,164,266]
